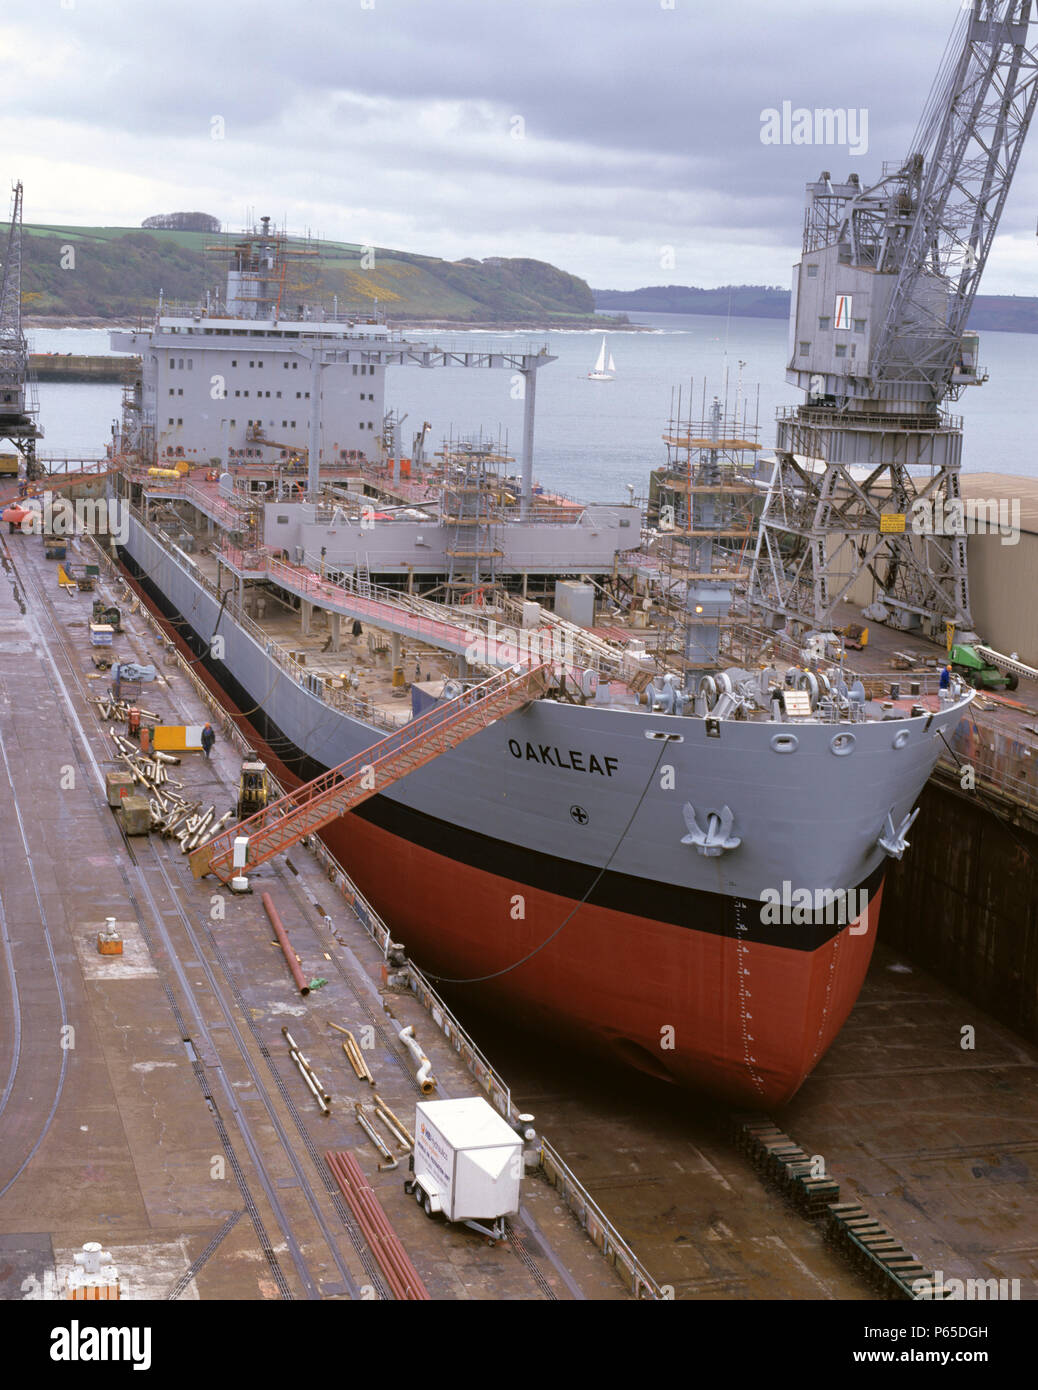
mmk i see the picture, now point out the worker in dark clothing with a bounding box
[939,665,951,691]
[201,723,216,759]
[351,619,363,638]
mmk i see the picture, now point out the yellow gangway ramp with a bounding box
[191,663,549,884]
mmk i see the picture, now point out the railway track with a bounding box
[0,531,374,1299]
[0,660,71,1201]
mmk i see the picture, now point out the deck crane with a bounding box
[750,1,1038,643]
[0,182,42,483]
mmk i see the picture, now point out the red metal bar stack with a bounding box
[325,1149,431,1300]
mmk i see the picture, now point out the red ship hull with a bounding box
[322,811,883,1108]
[122,566,883,1108]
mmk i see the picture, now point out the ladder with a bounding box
[191,662,549,883]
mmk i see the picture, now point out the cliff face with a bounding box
[19,223,596,323]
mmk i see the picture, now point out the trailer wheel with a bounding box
[423,1193,432,1217]
[1006,673,1019,692]
[414,1185,424,1207]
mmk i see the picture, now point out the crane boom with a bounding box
[0,180,41,480]
[870,1,1038,403]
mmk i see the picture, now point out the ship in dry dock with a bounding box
[91,212,977,1108]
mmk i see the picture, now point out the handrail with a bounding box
[124,500,401,731]
[195,663,547,878]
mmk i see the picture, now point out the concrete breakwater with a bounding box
[30,353,139,382]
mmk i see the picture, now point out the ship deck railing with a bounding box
[131,505,402,732]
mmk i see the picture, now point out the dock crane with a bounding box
[750,1,1038,643]
[0,182,42,483]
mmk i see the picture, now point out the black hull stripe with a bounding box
[123,549,885,952]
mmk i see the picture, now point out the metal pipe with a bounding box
[292,1052,330,1114]
[328,1150,430,1300]
[374,1094,414,1148]
[195,810,233,846]
[340,1032,375,1085]
[374,1106,411,1152]
[290,1048,331,1103]
[355,1104,397,1171]
[264,894,310,995]
[324,1153,407,1301]
[398,1025,436,1094]
[183,806,215,851]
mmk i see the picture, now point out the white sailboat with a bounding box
[587,336,615,380]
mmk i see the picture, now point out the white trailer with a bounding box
[406,1097,522,1242]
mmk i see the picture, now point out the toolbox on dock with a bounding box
[90,623,114,647]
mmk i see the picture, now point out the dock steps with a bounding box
[731,1114,951,1299]
[191,662,548,883]
[729,1113,839,1218]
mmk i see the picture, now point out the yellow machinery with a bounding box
[237,754,270,820]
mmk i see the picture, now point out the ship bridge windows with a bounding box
[854,318,866,332]
[799,341,811,355]
[807,263,819,278]
[818,316,831,330]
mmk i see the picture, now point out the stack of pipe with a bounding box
[282,1027,330,1114]
[325,1150,431,1301]
[329,1022,375,1085]
[91,696,161,722]
[354,1103,397,1170]
[108,731,230,849]
[373,1094,414,1150]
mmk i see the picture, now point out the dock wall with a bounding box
[880,778,1038,1044]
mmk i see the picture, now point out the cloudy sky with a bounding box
[4,0,1038,294]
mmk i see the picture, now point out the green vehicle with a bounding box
[948,643,1018,692]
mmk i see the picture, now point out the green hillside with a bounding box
[17,223,599,324]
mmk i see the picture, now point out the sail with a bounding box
[607,353,616,373]
[593,337,607,373]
